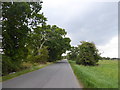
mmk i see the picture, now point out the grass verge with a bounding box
[0,62,53,82]
[69,60,118,88]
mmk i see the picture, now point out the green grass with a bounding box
[0,62,52,82]
[69,60,118,88]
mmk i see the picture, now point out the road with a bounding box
[2,59,82,88]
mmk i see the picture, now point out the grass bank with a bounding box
[0,62,53,82]
[69,60,118,88]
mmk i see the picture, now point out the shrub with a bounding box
[2,55,21,75]
[21,62,33,69]
[33,46,49,64]
[76,41,101,66]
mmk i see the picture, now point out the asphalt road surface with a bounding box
[3,59,82,88]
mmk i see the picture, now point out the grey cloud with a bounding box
[43,2,118,46]
[66,2,117,46]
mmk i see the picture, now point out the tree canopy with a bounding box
[67,41,101,66]
[2,2,71,75]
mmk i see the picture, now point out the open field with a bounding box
[69,60,118,88]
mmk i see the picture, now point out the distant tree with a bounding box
[67,46,78,60]
[101,57,111,60]
[44,25,71,61]
[76,41,101,66]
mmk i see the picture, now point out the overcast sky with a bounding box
[42,0,118,58]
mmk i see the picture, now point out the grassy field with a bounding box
[0,62,52,82]
[69,60,118,88]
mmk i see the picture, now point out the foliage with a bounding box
[101,57,110,60]
[2,2,71,75]
[67,46,78,60]
[2,55,21,76]
[2,2,31,64]
[33,47,49,64]
[2,2,47,75]
[44,25,71,62]
[28,24,71,62]
[1,62,52,82]
[28,2,47,28]
[21,62,33,69]
[69,60,118,88]
[76,41,100,66]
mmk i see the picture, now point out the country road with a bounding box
[2,59,82,88]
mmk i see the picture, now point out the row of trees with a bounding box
[67,41,101,66]
[101,57,119,60]
[2,2,71,75]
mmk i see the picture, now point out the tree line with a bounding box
[67,41,119,65]
[2,2,71,75]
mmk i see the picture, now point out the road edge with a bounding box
[67,59,83,88]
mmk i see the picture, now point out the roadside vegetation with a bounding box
[1,2,71,77]
[67,41,118,88]
[0,62,52,82]
[69,60,118,88]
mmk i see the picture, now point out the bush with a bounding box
[33,47,49,64]
[76,41,100,66]
[21,62,33,69]
[2,55,21,76]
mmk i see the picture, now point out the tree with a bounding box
[2,2,31,73]
[67,46,79,60]
[2,1,71,75]
[28,2,47,28]
[28,25,50,56]
[76,41,101,66]
[33,46,49,64]
[44,25,71,61]
[2,1,46,75]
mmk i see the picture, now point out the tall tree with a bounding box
[76,41,101,66]
[28,2,47,28]
[67,46,79,60]
[2,2,31,64]
[2,1,71,75]
[44,25,71,61]
[2,1,46,75]
[29,24,71,62]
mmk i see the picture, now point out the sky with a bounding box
[41,0,118,58]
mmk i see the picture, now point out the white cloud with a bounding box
[97,36,118,58]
